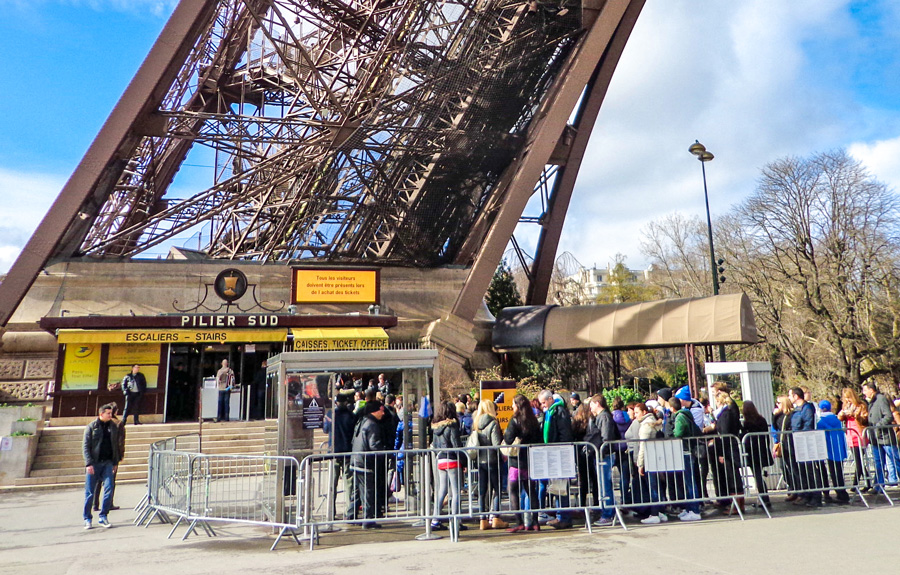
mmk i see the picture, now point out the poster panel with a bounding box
[108,365,160,389]
[61,344,102,390]
[108,343,161,366]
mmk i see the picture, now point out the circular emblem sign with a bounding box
[214,269,249,303]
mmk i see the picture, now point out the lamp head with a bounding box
[689,140,714,162]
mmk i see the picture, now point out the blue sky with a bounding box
[2,0,900,273]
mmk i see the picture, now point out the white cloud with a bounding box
[0,168,64,273]
[849,137,900,192]
[543,0,900,271]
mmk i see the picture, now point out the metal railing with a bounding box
[138,424,900,550]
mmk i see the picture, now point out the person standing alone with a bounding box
[83,403,122,529]
[216,359,236,422]
[121,364,147,425]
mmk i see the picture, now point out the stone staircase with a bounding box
[6,420,275,491]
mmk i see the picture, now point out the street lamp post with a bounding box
[689,140,726,362]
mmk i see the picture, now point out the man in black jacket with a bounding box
[332,393,358,519]
[350,400,386,528]
[121,364,147,425]
[82,403,122,529]
[863,382,900,488]
[586,394,621,526]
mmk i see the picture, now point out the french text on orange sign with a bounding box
[293,268,378,303]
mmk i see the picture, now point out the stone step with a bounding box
[31,442,269,470]
[36,433,268,450]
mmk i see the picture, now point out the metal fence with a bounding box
[139,425,900,550]
[138,436,303,550]
[295,442,606,547]
[864,424,900,505]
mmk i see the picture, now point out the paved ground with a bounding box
[2,484,898,575]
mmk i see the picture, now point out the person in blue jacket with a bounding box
[817,400,849,504]
[789,387,821,507]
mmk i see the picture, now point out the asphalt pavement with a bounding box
[1,483,897,575]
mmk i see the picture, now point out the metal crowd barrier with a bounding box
[139,445,302,550]
[295,441,605,548]
[135,434,203,519]
[742,427,869,513]
[864,424,900,505]
[599,434,745,529]
[139,425,900,551]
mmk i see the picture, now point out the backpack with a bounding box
[676,409,705,459]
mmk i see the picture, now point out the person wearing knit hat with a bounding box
[675,386,692,403]
[656,388,673,402]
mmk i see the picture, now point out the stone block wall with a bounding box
[0,356,54,403]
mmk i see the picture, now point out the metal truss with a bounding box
[74,0,585,265]
[0,0,647,327]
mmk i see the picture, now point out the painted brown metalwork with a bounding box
[0,0,645,329]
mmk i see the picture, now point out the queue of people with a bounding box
[153,376,900,535]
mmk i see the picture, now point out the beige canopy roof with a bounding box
[492,293,758,352]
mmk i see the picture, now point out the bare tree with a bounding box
[640,213,713,298]
[729,150,900,388]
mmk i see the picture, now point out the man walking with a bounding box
[216,359,236,422]
[121,364,147,425]
[83,403,122,529]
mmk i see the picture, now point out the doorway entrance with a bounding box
[165,342,275,422]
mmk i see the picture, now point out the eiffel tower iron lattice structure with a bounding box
[0,0,645,327]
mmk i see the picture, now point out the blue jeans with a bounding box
[217,390,230,421]
[84,461,115,521]
[599,455,615,519]
[537,480,570,522]
[681,453,700,513]
[872,443,900,486]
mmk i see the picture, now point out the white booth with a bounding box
[705,361,774,424]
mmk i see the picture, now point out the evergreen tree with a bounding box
[485,259,523,317]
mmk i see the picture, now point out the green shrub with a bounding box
[601,385,645,407]
[10,431,33,437]
[16,417,36,422]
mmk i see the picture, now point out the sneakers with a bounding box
[658,512,669,523]
[84,520,92,530]
[98,517,111,529]
[506,524,527,533]
[592,517,614,527]
[677,509,689,520]
[640,515,661,524]
[679,511,702,522]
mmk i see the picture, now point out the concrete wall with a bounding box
[1,260,498,401]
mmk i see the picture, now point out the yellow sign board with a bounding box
[292,328,388,352]
[58,329,287,344]
[480,380,518,431]
[292,268,379,304]
[61,344,102,390]
[108,365,159,390]
[108,343,161,366]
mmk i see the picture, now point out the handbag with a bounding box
[465,430,482,457]
[548,478,569,496]
[500,437,521,457]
